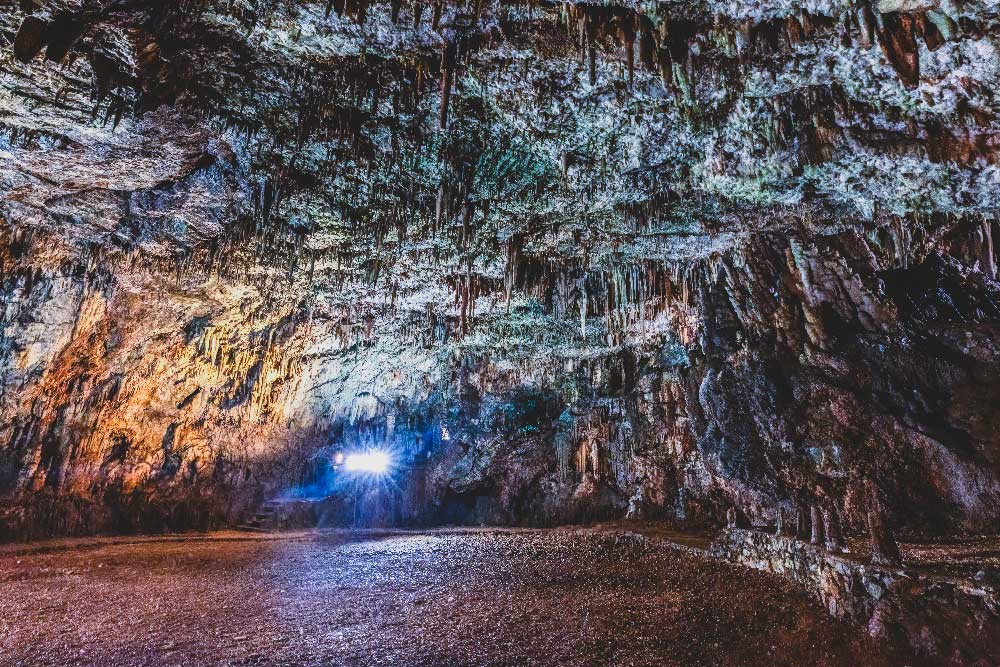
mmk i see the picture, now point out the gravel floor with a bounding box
[0,528,907,667]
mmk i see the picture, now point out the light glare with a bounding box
[344,451,391,474]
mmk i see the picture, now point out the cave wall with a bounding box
[387,220,1000,536]
[682,225,1000,536]
[1,0,999,539]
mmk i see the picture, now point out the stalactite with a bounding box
[975,218,997,280]
[785,14,805,45]
[915,11,945,51]
[13,15,48,63]
[878,11,920,89]
[638,16,656,72]
[795,504,811,540]
[432,0,443,31]
[620,12,636,88]
[439,40,457,130]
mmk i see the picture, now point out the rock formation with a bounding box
[1,0,998,567]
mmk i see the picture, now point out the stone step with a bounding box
[235,525,271,533]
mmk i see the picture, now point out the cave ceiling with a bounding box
[6,0,995,316]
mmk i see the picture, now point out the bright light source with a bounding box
[343,451,391,474]
[333,452,345,465]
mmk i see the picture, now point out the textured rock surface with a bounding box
[1,0,999,546]
[712,528,1000,665]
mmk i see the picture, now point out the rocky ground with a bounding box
[0,528,911,667]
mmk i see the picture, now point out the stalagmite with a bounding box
[810,505,825,546]
[823,506,844,553]
[865,480,903,567]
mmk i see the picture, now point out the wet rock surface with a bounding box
[0,528,908,667]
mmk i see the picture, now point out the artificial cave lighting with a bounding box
[343,451,391,475]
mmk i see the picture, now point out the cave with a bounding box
[1,1,998,665]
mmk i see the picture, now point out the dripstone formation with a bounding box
[1,0,998,565]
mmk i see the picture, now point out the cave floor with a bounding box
[0,528,907,667]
